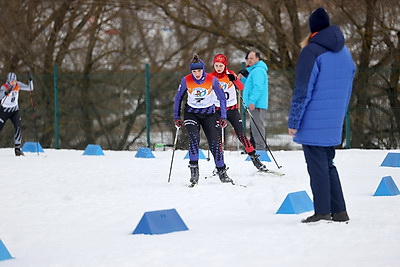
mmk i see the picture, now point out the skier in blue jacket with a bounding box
[174,54,232,186]
[288,8,356,223]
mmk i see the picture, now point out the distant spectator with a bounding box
[238,51,268,151]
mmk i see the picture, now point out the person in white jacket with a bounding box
[0,72,34,156]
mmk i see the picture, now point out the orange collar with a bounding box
[310,32,319,38]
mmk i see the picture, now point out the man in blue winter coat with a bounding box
[239,51,268,151]
[288,7,356,223]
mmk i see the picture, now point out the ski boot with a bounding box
[189,163,199,186]
[249,152,268,171]
[15,145,24,156]
[216,165,233,183]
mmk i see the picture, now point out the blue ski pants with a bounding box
[302,145,347,214]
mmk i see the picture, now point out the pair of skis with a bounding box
[188,180,247,188]
[188,168,285,188]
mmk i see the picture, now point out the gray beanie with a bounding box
[6,72,17,82]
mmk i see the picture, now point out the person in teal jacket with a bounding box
[238,51,268,150]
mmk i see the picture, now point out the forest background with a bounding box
[0,0,398,150]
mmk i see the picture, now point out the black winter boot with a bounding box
[216,165,233,183]
[249,152,267,171]
[15,145,24,156]
[332,211,349,222]
[301,213,332,223]
[189,164,199,184]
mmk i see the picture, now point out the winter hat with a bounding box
[211,54,229,78]
[309,7,330,33]
[190,57,205,71]
[6,72,17,82]
[213,54,228,67]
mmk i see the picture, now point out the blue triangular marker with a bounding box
[22,142,45,153]
[380,153,400,167]
[0,239,13,261]
[135,147,155,158]
[82,144,104,155]
[245,150,271,162]
[132,209,189,235]
[373,176,400,196]
[276,191,314,214]
[184,149,206,159]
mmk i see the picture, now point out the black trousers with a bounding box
[216,108,255,154]
[0,107,22,146]
[302,145,347,214]
[184,111,225,168]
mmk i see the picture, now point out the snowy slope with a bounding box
[0,148,399,267]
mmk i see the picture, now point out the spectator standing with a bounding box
[238,51,268,151]
[288,8,356,223]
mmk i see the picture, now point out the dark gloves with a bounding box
[174,119,183,128]
[218,118,228,128]
[4,88,12,95]
[4,83,13,95]
[227,73,236,81]
[238,69,249,78]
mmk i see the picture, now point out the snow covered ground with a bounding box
[0,147,399,267]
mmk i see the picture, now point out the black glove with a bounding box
[174,119,183,128]
[4,88,12,96]
[4,83,13,95]
[238,69,249,78]
[218,118,228,128]
[227,73,236,81]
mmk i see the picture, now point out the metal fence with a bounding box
[1,67,398,150]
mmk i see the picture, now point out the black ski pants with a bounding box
[0,107,22,146]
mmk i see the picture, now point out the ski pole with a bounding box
[28,72,39,155]
[235,86,282,169]
[168,126,180,183]
[221,126,225,146]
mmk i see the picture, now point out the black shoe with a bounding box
[15,146,24,156]
[332,211,349,222]
[250,153,268,171]
[189,164,199,184]
[216,166,233,183]
[301,213,332,223]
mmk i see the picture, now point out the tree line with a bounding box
[0,0,398,149]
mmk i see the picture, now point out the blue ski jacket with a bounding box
[242,60,268,109]
[288,26,356,146]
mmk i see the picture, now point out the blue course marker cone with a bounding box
[276,190,314,214]
[184,149,206,160]
[135,147,155,158]
[22,142,45,153]
[373,176,400,196]
[380,153,400,167]
[245,150,271,162]
[132,209,189,235]
[0,239,13,261]
[82,144,104,156]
